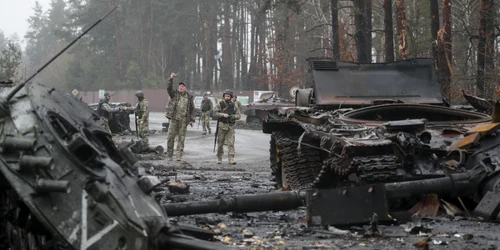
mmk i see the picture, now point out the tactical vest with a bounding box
[136,100,144,118]
[219,101,235,124]
[201,99,211,112]
[97,100,109,119]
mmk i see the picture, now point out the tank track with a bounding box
[355,155,402,182]
[273,132,323,190]
[269,133,282,188]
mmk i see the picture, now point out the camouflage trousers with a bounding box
[167,119,188,158]
[100,117,117,144]
[139,120,149,145]
[217,123,235,159]
[99,117,112,134]
[201,111,211,133]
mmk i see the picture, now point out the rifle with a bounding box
[213,120,219,153]
[134,111,139,139]
[213,102,227,153]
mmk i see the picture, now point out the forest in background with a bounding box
[0,0,498,103]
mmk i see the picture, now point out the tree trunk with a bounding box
[222,0,233,89]
[353,0,370,63]
[430,0,439,67]
[330,0,340,60]
[476,0,495,97]
[111,0,124,77]
[383,0,394,62]
[395,0,409,60]
[437,0,452,101]
[365,0,372,61]
[203,4,213,90]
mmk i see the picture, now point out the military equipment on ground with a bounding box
[0,7,228,250]
[88,101,134,134]
[261,57,493,190]
[163,116,500,227]
[242,92,295,124]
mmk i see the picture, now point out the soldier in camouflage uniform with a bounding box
[165,73,195,161]
[232,94,242,112]
[97,92,122,134]
[214,89,241,165]
[125,91,150,145]
[200,93,213,135]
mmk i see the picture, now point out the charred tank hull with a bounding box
[262,57,493,190]
[243,92,295,124]
[264,104,491,189]
[0,81,226,250]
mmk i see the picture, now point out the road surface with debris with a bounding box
[119,112,500,250]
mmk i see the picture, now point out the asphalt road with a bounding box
[120,112,500,250]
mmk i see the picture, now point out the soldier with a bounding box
[165,73,195,161]
[97,92,122,135]
[232,94,242,112]
[126,91,150,145]
[200,93,213,135]
[214,89,241,165]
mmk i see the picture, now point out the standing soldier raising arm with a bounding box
[214,89,241,165]
[165,73,195,161]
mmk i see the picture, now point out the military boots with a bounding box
[217,155,222,164]
[228,155,236,165]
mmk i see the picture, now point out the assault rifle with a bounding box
[213,120,219,153]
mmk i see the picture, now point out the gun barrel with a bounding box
[163,191,305,216]
[385,171,481,199]
[159,233,231,250]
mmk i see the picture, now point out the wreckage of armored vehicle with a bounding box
[242,92,295,124]
[262,57,492,191]
[0,7,228,250]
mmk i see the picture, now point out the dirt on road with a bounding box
[117,112,500,250]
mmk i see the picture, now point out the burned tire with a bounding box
[270,132,323,190]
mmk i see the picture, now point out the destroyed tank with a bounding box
[262,57,492,190]
[0,7,228,250]
[242,92,295,124]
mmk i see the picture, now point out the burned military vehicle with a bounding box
[0,7,227,250]
[159,57,500,227]
[242,92,295,124]
[262,57,492,190]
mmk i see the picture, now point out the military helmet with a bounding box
[223,89,233,98]
[104,91,111,97]
[135,91,144,98]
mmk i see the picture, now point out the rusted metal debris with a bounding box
[158,57,500,228]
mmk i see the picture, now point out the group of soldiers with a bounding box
[97,72,241,165]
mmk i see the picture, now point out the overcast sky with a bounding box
[0,0,52,47]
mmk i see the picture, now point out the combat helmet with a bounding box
[135,91,144,98]
[223,89,233,98]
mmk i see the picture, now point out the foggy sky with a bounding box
[0,0,52,47]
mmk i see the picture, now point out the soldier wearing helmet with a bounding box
[165,73,195,161]
[232,94,241,112]
[97,91,122,135]
[124,91,150,145]
[214,89,241,165]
